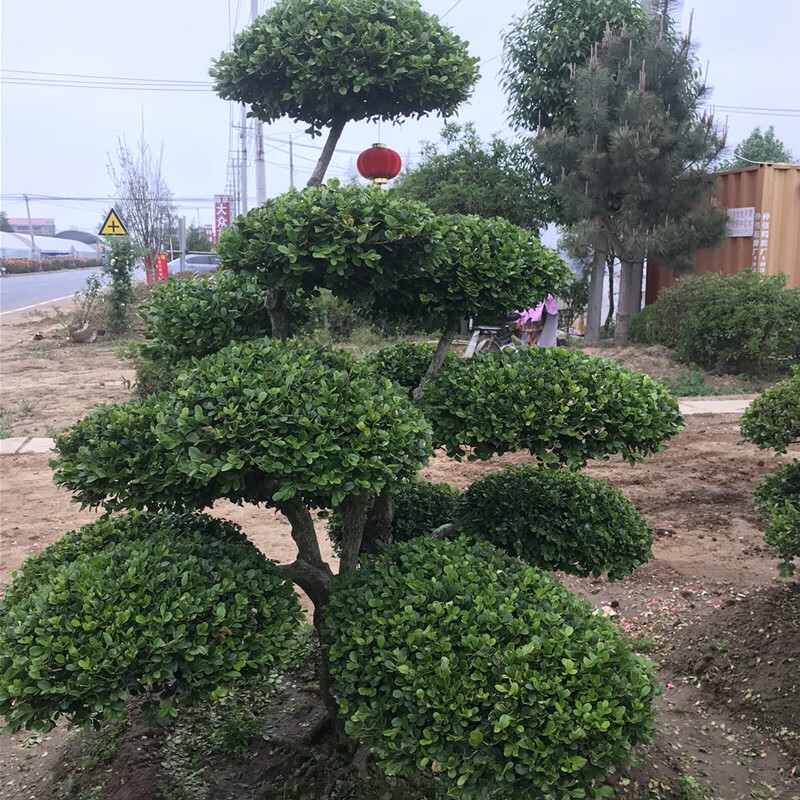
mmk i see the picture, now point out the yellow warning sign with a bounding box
[99,209,128,236]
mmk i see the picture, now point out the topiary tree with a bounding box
[741,369,800,576]
[0,512,301,732]
[21,328,682,793]
[210,0,479,187]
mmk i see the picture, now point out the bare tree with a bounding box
[108,137,176,280]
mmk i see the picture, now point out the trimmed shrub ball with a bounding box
[324,537,658,799]
[740,369,800,454]
[457,466,653,580]
[420,347,684,467]
[0,512,302,732]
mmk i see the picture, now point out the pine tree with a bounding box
[533,9,728,346]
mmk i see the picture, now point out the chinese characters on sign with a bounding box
[205,223,215,244]
[214,194,231,243]
[752,212,771,274]
[726,206,755,237]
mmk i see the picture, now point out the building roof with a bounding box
[55,230,103,245]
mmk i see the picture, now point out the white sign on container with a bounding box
[727,206,755,237]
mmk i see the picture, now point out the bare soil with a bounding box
[1,312,799,799]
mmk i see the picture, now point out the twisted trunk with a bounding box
[266,289,289,342]
[360,487,395,556]
[413,318,459,400]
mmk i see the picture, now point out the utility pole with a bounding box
[23,194,39,263]
[289,137,295,188]
[240,106,248,214]
[252,0,267,204]
[178,216,186,272]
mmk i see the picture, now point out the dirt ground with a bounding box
[1,311,799,799]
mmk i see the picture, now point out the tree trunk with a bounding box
[412,318,459,400]
[630,260,644,322]
[337,494,370,575]
[604,254,615,333]
[615,260,634,347]
[360,487,395,556]
[306,119,347,188]
[584,242,607,343]
[266,289,289,342]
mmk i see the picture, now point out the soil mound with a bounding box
[663,582,800,747]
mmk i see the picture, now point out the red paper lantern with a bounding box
[357,143,402,186]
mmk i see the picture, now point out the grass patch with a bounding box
[0,406,12,438]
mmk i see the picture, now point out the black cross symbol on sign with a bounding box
[108,218,121,233]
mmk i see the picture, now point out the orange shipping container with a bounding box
[646,163,800,304]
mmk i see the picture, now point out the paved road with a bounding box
[0,267,146,316]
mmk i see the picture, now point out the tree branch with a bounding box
[337,494,370,574]
[360,486,395,556]
[265,289,289,342]
[430,522,455,540]
[277,560,334,613]
[307,119,347,188]
[412,318,459,400]
[278,496,327,567]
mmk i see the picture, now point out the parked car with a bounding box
[167,254,220,275]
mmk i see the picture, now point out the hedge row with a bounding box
[2,258,102,274]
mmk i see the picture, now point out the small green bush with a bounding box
[740,369,800,453]
[364,342,459,394]
[753,460,800,578]
[628,303,664,346]
[763,503,800,578]
[0,512,302,732]
[457,466,653,579]
[421,347,683,467]
[325,537,658,798]
[327,480,460,552]
[753,460,800,514]
[642,271,800,375]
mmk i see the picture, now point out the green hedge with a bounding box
[457,466,653,580]
[753,460,800,578]
[754,460,800,514]
[327,480,460,553]
[0,512,301,732]
[2,258,102,274]
[325,537,658,798]
[632,271,800,375]
[420,347,683,467]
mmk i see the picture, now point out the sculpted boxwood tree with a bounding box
[3,326,684,795]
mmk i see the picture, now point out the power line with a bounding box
[3,69,210,85]
[440,0,465,20]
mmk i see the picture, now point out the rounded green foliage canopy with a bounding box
[420,347,684,466]
[457,466,653,580]
[325,536,657,797]
[404,214,571,322]
[140,273,270,366]
[52,339,433,511]
[216,183,438,306]
[740,369,800,454]
[0,512,301,732]
[210,0,479,135]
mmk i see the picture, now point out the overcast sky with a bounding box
[2,0,799,234]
